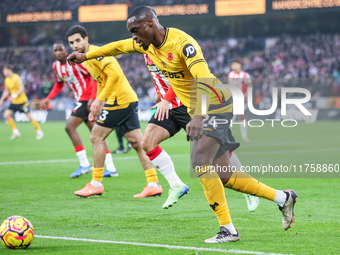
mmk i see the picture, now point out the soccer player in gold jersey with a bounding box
[40,41,117,178]
[0,65,44,140]
[67,7,298,243]
[65,25,162,198]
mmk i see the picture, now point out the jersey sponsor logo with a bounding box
[148,65,162,75]
[161,70,185,79]
[64,76,75,83]
[183,44,196,58]
[168,52,173,61]
[96,57,104,61]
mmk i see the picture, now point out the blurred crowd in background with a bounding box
[1,33,340,105]
[0,0,206,14]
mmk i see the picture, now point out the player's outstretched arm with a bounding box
[68,39,141,66]
[87,39,140,60]
[67,39,139,65]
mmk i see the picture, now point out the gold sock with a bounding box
[195,165,232,225]
[8,118,17,130]
[31,119,41,131]
[92,167,104,182]
[145,168,158,184]
[225,171,276,201]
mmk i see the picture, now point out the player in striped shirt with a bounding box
[228,59,252,142]
[67,6,298,243]
[139,54,258,212]
[133,54,189,207]
[40,41,117,178]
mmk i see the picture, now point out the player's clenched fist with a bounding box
[67,52,87,65]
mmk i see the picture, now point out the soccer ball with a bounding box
[0,216,34,249]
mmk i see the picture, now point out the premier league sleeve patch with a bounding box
[183,44,197,58]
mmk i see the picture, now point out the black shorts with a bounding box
[71,101,89,121]
[96,102,140,131]
[203,112,240,159]
[8,102,29,113]
[148,105,191,137]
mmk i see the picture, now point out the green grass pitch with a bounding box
[0,120,339,254]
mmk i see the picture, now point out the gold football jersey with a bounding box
[4,73,28,104]
[85,45,138,109]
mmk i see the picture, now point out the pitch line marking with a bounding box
[35,235,293,255]
[1,148,339,165]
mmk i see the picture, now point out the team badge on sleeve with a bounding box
[183,44,196,58]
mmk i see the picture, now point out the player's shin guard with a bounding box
[105,149,116,171]
[195,165,232,225]
[145,168,159,184]
[8,118,17,130]
[224,171,276,201]
[147,146,182,188]
[92,167,104,182]
[31,119,41,131]
[75,145,91,167]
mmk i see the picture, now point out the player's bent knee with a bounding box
[90,131,106,144]
[191,154,211,169]
[4,111,11,120]
[64,125,73,135]
[130,140,141,150]
[125,132,142,150]
[127,136,142,151]
[141,139,155,153]
[141,139,148,152]
[90,133,98,144]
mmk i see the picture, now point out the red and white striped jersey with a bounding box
[144,54,182,109]
[228,71,252,95]
[53,60,93,102]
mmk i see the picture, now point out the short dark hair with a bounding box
[4,65,14,71]
[232,57,243,65]
[65,25,88,40]
[150,7,157,15]
[53,40,67,48]
[127,6,156,20]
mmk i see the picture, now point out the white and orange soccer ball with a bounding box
[0,216,34,249]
